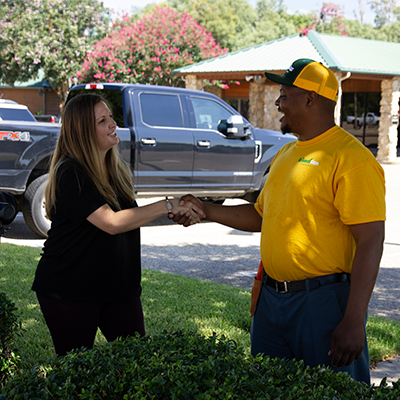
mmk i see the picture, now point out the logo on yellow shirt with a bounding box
[298,157,320,166]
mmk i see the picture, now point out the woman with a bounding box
[32,93,204,356]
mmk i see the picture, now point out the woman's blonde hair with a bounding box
[45,93,134,219]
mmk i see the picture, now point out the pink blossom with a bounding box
[77,5,227,86]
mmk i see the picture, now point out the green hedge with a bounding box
[2,331,399,399]
[0,293,21,387]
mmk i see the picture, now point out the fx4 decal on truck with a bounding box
[0,131,31,141]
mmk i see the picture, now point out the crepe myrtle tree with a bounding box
[77,5,228,87]
[298,3,349,36]
[0,0,110,108]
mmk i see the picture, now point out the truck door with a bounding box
[188,95,254,191]
[132,91,194,193]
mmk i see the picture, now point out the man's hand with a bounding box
[169,194,262,231]
[168,195,205,227]
[328,317,365,367]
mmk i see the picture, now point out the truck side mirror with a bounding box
[217,115,250,139]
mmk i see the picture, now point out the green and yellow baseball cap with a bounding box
[264,59,339,102]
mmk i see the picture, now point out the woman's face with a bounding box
[94,101,118,157]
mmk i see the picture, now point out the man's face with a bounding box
[275,85,309,135]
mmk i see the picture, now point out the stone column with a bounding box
[377,78,400,163]
[248,77,267,128]
[184,75,203,91]
[263,85,281,131]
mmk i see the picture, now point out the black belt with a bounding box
[264,272,350,294]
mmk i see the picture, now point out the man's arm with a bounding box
[329,220,385,368]
[203,201,262,232]
[171,195,262,232]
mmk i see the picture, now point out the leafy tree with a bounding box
[370,0,400,28]
[161,0,400,49]
[167,0,258,51]
[246,0,298,46]
[256,0,287,17]
[297,3,351,36]
[297,1,400,42]
[0,0,110,107]
[77,6,227,87]
[379,20,400,40]
[345,19,387,40]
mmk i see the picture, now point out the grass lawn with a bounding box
[1,242,400,370]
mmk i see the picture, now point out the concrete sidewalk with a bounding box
[371,357,400,386]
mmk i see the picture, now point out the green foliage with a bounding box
[367,314,400,364]
[3,331,400,399]
[370,0,400,28]
[167,0,258,51]
[0,243,252,370]
[248,8,298,48]
[3,0,400,102]
[379,21,400,41]
[0,293,21,386]
[3,0,400,104]
[0,245,54,370]
[256,0,288,18]
[0,0,111,103]
[191,0,258,51]
[2,242,400,398]
[165,0,400,49]
[142,269,251,347]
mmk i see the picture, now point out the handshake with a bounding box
[167,195,208,227]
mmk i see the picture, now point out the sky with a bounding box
[102,0,376,25]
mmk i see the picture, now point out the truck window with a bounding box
[191,97,233,130]
[0,108,36,122]
[139,93,183,128]
[66,88,125,128]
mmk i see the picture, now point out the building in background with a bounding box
[0,71,60,117]
[174,31,400,163]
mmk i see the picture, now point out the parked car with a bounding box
[35,115,60,123]
[346,112,380,127]
[0,83,296,237]
[0,99,37,122]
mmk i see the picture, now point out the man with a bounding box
[173,59,385,384]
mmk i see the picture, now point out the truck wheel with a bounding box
[23,174,50,238]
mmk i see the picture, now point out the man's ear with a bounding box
[305,91,318,108]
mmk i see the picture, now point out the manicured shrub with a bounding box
[2,331,400,399]
[0,292,21,387]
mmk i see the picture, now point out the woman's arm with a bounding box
[87,198,205,235]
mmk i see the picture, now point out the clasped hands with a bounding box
[168,195,205,226]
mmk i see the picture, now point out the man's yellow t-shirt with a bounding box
[255,126,386,281]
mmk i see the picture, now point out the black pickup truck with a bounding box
[0,83,295,237]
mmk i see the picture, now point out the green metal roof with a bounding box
[0,70,51,89]
[174,30,400,76]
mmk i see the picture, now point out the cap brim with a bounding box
[264,72,294,86]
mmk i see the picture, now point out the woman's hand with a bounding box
[169,198,205,225]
